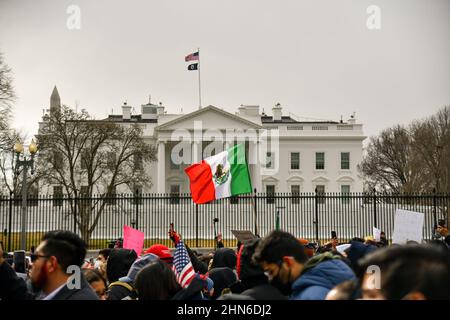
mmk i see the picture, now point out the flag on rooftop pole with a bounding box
[185,144,253,204]
[187,63,198,70]
[185,51,199,62]
[185,49,202,108]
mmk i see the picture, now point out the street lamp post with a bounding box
[14,140,38,251]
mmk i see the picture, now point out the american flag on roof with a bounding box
[185,51,199,62]
[173,240,195,288]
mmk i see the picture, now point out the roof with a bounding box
[261,116,338,124]
[103,115,158,123]
[155,105,262,130]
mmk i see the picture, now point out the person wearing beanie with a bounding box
[144,244,174,266]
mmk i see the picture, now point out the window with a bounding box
[315,152,325,170]
[81,150,89,170]
[106,186,116,205]
[341,185,350,204]
[341,152,350,170]
[290,152,300,170]
[134,153,143,170]
[53,152,63,170]
[170,184,180,204]
[53,186,63,207]
[80,186,89,197]
[171,148,181,170]
[291,185,300,204]
[266,152,274,169]
[316,185,325,204]
[107,152,116,171]
[266,185,275,204]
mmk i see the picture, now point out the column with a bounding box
[157,141,166,193]
[191,141,199,164]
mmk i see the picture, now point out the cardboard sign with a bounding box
[231,230,258,244]
[373,227,381,242]
[392,209,424,244]
[123,225,145,256]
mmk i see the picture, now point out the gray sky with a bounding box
[1,0,449,142]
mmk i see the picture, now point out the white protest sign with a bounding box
[373,227,381,242]
[392,209,424,244]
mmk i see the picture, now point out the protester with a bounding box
[106,248,137,300]
[233,238,287,300]
[209,248,237,270]
[325,279,361,300]
[345,240,378,271]
[83,269,107,300]
[29,230,98,300]
[134,259,182,300]
[208,267,238,299]
[435,220,450,246]
[144,244,174,266]
[253,230,355,300]
[378,232,388,247]
[0,242,32,300]
[358,244,450,300]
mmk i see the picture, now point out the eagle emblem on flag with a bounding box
[214,164,230,185]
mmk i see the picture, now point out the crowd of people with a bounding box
[1,220,449,300]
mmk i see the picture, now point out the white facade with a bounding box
[112,102,365,194]
[38,89,366,194]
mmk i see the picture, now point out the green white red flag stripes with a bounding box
[184,144,253,204]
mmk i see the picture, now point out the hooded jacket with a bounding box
[291,252,356,300]
[210,248,237,270]
[106,249,137,300]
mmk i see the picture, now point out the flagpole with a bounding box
[198,47,202,109]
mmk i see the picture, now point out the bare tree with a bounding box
[358,125,427,193]
[410,106,450,193]
[0,130,41,196]
[0,52,15,151]
[36,105,157,242]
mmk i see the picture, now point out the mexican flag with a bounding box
[185,144,253,204]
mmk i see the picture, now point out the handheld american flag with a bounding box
[173,240,196,288]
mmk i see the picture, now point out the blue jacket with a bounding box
[290,258,355,300]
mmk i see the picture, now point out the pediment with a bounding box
[155,105,262,131]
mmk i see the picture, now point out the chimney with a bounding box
[238,105,260,117]
[122,102,132,120]
[272,103,282,121]
[347,112,356,124]
[156,102,165,115]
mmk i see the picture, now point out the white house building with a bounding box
[39,87,366,195]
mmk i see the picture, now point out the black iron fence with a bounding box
[0,191,449,251]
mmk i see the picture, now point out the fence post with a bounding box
[373,188,377,228]
[135,189,139,230]
[314,188,319,244]
[8,191,13,253]
[73,193,77,234]
[195,204,199,248]
[433,188,437,227]
[253,188,258,236]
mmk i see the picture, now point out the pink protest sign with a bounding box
[123,225,145,256]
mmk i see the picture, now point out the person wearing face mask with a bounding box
[253,230,356,300]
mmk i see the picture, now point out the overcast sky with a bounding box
[1,0,449,143]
